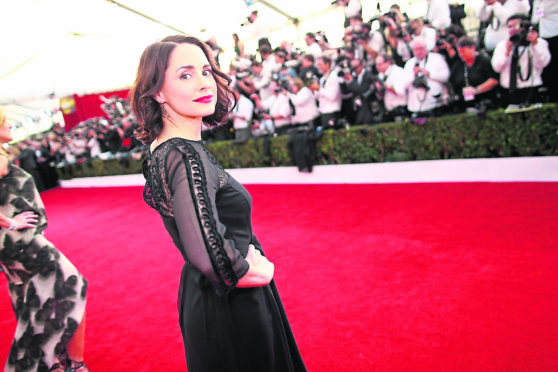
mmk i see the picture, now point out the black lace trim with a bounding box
[142,139,230,217]
[143,138,237,291]
[201,146,230,189]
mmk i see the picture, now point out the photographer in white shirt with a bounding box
[404,37,450,115]
[313,56,343,129]
[491,13,551,105]
[287,78,320,129]
[478,0,530,52]
[230,88,255,142]
[251,81,292,136]
[375,53,412,120]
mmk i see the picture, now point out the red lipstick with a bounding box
[194,95,213,103]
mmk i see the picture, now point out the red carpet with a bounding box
[1,183,558,371]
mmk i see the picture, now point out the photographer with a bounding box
[450,36,499,112]
[333,48,357,125]
[532,0,558,102]
[404,37,450,118]
[344,16,385,64]
[433,24,467,69]
[250,80,292,136]
[379,11,413,67]
[233,66,257,97]
[255,45,279,100]
[98,121,122,154]
[375,53,412,121]
[491,13,551,106]
[315,55,343,129]
[304,32,323,60]
[298,54,321,87]
[339,57,378,125]
[250,60,274,101]
[334,0,362,27]
[426,0,452,30]
[408,18,437,51]
[230,87,255,142]
[287,78,320,129]
[477,0,530,52]
[239,10,271,55]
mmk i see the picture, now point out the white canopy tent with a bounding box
[0,0,483,137]
[1,0,349,136]
[0,0,345,101]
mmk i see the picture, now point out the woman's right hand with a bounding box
[237,244,274,287]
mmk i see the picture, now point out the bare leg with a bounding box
[67,312,86,361]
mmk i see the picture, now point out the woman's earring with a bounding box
[161,103,170,118]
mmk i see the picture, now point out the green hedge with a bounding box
[57,103,558,180]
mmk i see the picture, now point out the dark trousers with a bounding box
[500,86,544,106]
[319,111,341,129]
[542,35,558,102]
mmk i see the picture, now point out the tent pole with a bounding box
[106,0,188,35]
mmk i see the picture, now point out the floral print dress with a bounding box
[0,163,87,372]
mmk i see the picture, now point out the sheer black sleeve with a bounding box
[166,145,249,295]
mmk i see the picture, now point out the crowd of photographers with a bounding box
[4,95,144,189]
[8,0,556,184]
[223,0,554,137]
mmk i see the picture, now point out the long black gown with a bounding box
[142,137,306,372]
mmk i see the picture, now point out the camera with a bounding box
[349,23,370,42]
[370,75,386,97]
[509,20,536,46]
[274,79,290,93]
[436,34,457,48]
[413,74,429,90]
[380,11,398,28]
[412,64,430,90]
[336,56,352,77]
[271,73,290,92]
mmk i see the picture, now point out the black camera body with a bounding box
[379,11,409,38]
[271,72,291,92]
[510,20,535,46]
[371,75,386,94]
[436,34,457,48]
[336,56,352,77]
[412,73,430,90]
[380,11,398,28]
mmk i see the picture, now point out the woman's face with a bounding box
[156,43,217,121]
[0,122,13,144]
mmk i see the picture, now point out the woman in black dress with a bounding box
[0,109,88,372]
[131,35,307,372]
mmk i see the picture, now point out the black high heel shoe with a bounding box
[49,359,89,371]
[49,360,67,371]
[68,360,89,371]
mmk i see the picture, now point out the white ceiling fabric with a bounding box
[0,0,342,102]
[0,0,484,128]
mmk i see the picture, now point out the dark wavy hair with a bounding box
[130,35,235,145]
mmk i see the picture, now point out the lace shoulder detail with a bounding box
[142,138,239,291]
[142,138,230,216]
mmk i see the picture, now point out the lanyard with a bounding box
[464,64,470,87]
